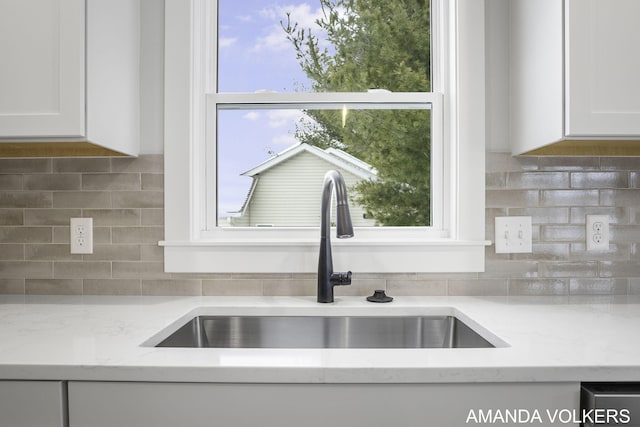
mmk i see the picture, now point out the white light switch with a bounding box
[70,217,93,254]
[495,216,532,253]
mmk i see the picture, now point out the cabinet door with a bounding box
[0,0,84,138]
[566,0,640,136]
[69,381,579,427]
[0,381,66,427]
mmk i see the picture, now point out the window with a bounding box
[214,0,436,230]
[163,0,487,273]
[216,104,436,229]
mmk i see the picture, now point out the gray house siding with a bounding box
[237,150,375,227]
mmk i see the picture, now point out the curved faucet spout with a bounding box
[318,170,354,303]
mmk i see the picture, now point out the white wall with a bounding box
[485,0,511,153]
[139,0,165,154]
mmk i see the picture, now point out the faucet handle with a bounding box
[330,271,352,286]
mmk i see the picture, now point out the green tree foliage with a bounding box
[283,0,431,226]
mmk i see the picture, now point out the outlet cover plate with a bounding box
[495,216,532,254]
[586,215,609,251]
[70,217,93,254]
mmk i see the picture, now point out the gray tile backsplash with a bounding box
[1,153,640,296]
[485,152,640,296]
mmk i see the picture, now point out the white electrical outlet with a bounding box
[70,218,93,254]
[586,215,609,251]
[495,216,533,253]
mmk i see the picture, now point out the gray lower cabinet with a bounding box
[68,381,580,427]
[0,381,66,427]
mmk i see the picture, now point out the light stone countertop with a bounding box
[0,295,639,383]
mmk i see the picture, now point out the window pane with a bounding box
[217,0,431,93]
[217,107,431,227]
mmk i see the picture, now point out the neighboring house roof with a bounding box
[241,142,377,180]
[232,143,377,216]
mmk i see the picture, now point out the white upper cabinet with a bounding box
[566,0,640,137]
[0,0,140,156]
[510,0,640,155]
[0,0,84,138]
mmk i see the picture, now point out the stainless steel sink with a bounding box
[155,315,495,349]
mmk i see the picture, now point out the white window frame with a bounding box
[162,0,488,273]
[207,93,443,234]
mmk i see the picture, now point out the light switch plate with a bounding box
[495,216,532,253]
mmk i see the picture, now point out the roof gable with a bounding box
[241,143,376,180]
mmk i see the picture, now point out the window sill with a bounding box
[161,239,490,273]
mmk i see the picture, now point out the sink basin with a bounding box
[155,315,495,349]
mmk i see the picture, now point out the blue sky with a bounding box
[217,0,322,216]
